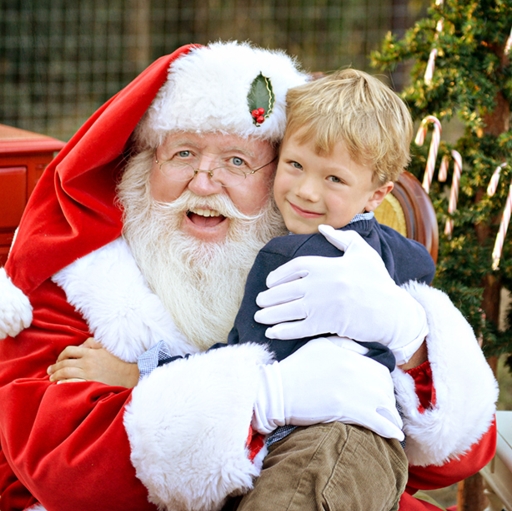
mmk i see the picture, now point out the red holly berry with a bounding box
[251,109,259,118]
[256,115,265,124]
[257,107,265,115]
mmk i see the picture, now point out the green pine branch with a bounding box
[372,0,512,367]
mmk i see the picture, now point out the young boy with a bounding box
[229,69,434,360]
[224,69,434,511]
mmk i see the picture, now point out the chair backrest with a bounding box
[374,171,438,263]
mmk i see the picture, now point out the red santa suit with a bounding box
[0,43,498,511]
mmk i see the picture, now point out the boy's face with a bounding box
[273,130,393,234]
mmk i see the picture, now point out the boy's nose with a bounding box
[296,176,321,202]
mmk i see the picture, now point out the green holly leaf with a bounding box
[248,73,275,126]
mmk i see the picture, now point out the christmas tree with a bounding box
[372,0,512,372]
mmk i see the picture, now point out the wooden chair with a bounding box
[374,170,439,264]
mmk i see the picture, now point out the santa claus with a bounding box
[0,41,498,511]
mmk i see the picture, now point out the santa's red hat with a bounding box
[0,41,308,339]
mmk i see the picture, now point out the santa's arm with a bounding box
[0,280,271,511]
[391,283,498,510]
[394,281,498,467]
[397,355,497,509]
[124,343,271,511]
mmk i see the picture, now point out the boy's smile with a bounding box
[273,129,393,234]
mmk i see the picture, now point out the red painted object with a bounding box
[0,124,64,266]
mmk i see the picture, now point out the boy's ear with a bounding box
[364,181,394,212]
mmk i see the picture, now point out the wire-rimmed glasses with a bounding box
[154,152,277,188]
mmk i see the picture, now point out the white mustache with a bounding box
[153,190,263,222]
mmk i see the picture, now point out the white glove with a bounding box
[252,337,404,441]
[254,225,428,365]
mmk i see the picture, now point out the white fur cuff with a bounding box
[52,238,193,362]
[395,281,499,466]
[0,267,32,339]
[124,343,272,511]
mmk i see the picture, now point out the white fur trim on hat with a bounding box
[394,281,498,466]
[0,267,32,339]
[135,41,309,148]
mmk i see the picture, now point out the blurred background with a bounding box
[0,0,429,142]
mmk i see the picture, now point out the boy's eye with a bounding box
[290,161,303,170]
[327,175,343,184]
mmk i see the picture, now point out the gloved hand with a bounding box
[254,225,428,365]
[252,337,404,440]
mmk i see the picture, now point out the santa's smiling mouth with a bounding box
[186,208,226,227]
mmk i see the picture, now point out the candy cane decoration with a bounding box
[487,163,506,197]
[424,19,444,85]
[505,27,512,56]
[492,181,512,270]
[438,154,449,182]
[444,150,463,237]
[424,49,438,85]
[415,115,442,193]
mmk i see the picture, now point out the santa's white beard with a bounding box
[118,150,286,351]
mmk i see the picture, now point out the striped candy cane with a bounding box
[438,154,449,182]
[424,49,438,85]
[444,150,463,237]
[492,181,512,271]
[505,27,512,56]
[415,115,442,194]
[487,163,506,197]
[424,19,444,85]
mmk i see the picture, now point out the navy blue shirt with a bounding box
[227,216,435,371]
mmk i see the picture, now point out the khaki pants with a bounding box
[223,422,408,511]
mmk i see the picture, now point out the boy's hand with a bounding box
[255,226,428,365]
[48,337,140,388]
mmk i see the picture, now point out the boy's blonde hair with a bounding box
[285,69,413,184]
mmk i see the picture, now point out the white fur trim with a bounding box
[52,238,195,362]
[0,267,33,339]
[26,505,47,511]
[136,41,308,148]
[394,281,499,466]
[124,343,272,511]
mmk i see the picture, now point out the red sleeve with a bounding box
[402,360,497,498]
[405,360,436,411]
[406,418,496,491]
[0,280,157,511]
[398,490,454,511]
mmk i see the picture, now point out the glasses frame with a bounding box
[154,152,278,188]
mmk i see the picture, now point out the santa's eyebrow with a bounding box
[164,138,201,149]
[220,146,257,159]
